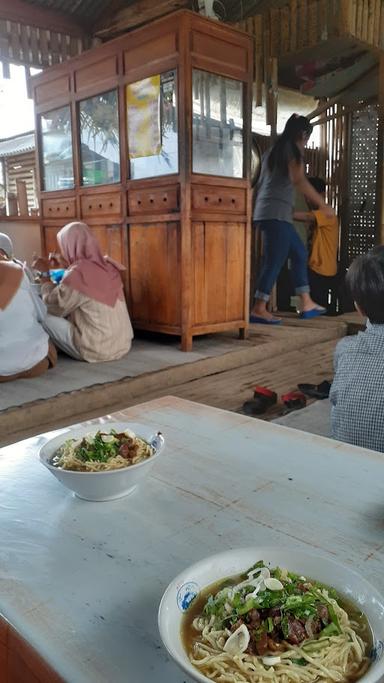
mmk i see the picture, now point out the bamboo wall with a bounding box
[237,0,384,61]
[344,0,384,48]
[314,104,349,214]
[255,132,323,178]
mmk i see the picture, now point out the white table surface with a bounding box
[1,396,384,683]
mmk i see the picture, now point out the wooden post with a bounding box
[16,179,28,216]
[373,0,381,47]
[290,0,298,51]
[1,158,7,196]
[380,1,384,48]
[270,56,278,140]
[338,0,351,35]
[376,55,384,244]
[7,193,18,216]
[269,54,278,311]
[362,0,369,41]
[24,65,32,99]
[339,109,351,269]
[367,0,375,44]
[356,0,363,39]
[270,7,280,57]
[263,12,271,127]
[1,60,10,78]
[349,0,358,36]
[254,15,263,107]
[280,6,290,53]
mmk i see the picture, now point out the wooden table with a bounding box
[0,396,384,682]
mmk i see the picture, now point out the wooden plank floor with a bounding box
[1,332,338,445]
[160,338,337,419]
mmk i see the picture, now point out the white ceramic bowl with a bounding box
[158,547,384,683]
[39,422,165,501]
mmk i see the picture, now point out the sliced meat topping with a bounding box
[287,619,307,645]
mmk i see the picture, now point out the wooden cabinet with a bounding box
[32,11,253,350]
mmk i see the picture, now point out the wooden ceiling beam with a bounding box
[94,0,191,38]
[0,0,86,37]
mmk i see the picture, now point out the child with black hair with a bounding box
[330,246,384,452]
[294,176,339,311]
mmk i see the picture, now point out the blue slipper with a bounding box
[299,308,326,320]
[250,315,282,325]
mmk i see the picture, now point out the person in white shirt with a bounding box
[0,255,56,382]
[0,232,35,281]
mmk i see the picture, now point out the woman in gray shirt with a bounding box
[251,115,334,324]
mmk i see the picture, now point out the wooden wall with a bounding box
[4,152,37,211]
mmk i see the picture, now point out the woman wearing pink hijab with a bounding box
[34,222,133,362]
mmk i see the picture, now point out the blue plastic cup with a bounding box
[49,269,65,284]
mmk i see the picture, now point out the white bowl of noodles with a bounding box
[158,547,384,683]
[39,422,165,501]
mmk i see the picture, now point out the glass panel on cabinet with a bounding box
[40,105,74,191]
[79,89,120,186]
[126,70,178,180]
[192,69,244,178]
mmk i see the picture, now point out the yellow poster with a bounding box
[126,76,161,159]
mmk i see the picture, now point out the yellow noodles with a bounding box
[54,435,152,472]
[189,594,369,683]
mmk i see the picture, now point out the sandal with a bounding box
[281,391,307,413]
[297,380,331,399]
[250,315,282,325]
[299,308,326,320]
[243,386,277,416]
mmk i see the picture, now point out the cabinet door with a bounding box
[192,221,246,324]
[128,222,180,327]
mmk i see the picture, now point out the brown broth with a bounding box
[181,572,373,682]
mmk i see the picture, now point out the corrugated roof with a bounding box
[22,0,137,23]
[0,132,35,158]
[216,0,288,21]
[21,0,286,24]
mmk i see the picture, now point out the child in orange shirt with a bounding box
[294,177,339,311]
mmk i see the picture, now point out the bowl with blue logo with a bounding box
[158,547,384,683]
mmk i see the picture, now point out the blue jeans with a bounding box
[255,219,310,302]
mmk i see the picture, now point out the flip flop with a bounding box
[242,386,277,416]
[297,381,331,399]
[299,308,326,320]
[250,315,282,325]
[281,391,307,413]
